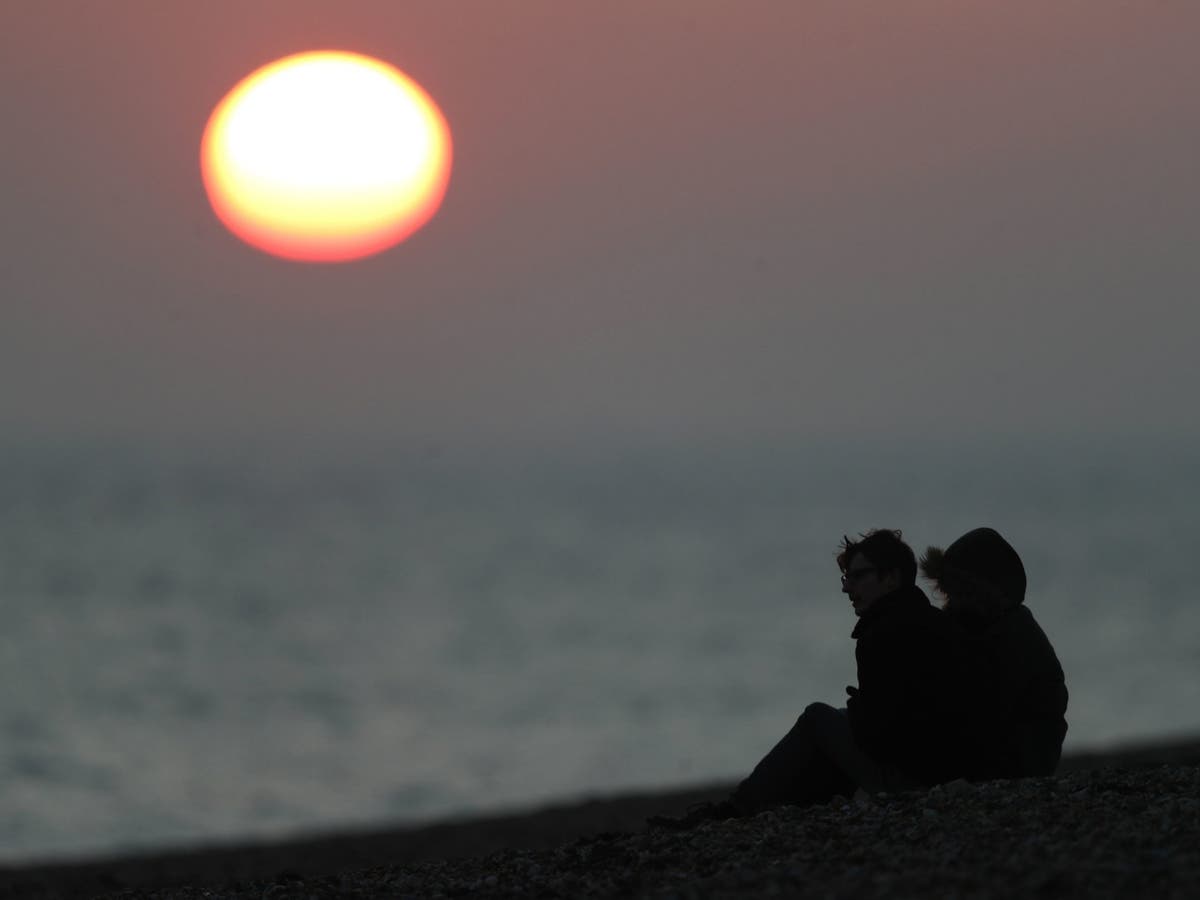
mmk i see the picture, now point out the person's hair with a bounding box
[920,547,1009,617]
[836,529,917,586]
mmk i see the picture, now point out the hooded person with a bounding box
[920,527,1068,779]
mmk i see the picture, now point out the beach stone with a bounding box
[11,760,1200,899]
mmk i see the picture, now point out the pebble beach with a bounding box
[3,737,1198,899]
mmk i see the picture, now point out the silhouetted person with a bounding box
[654,530,970,829]
[920,527,1068,779]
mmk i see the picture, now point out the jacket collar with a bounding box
[851,584,931,638]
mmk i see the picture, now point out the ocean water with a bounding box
[1,439,1197,863]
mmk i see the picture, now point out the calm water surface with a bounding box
[1,440,1196,861]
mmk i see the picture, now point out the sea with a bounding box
[1,437,1197,863]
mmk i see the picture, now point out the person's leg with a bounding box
[804,703,926,793]
[731,704,856,813]
[803,702,889,791]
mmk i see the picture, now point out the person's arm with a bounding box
[846,631,912,760]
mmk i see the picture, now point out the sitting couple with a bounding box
[667,527,1068,826]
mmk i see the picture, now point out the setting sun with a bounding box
[201,51,451,262]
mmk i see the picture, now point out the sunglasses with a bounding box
[840,566,877,584]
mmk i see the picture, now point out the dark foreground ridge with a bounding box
[4,737,1199,899]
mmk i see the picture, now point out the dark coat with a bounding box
[949,604,1068,780]
[846,585,969,785]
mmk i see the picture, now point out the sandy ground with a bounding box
[2,735,1198,899]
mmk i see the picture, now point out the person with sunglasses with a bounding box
[654,529,970,829]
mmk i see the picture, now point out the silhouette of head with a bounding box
[920,527,1026,617]
[837,529,917,616]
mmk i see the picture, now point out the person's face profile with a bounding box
[840,552,897,617]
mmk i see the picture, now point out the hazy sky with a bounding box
[3,2,1198,453]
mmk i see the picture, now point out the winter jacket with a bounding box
[949,604,1068,779]
[846,585,970,785]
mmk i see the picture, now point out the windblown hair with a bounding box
[920,545,1015,618]
[837,529,917,586]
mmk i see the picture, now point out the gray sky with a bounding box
[3,1,1198,453]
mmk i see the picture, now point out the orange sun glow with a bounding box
[201,51,452,262]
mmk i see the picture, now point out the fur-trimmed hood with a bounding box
[920,527,1026,619]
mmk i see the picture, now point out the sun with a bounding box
[201,51,452,263]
